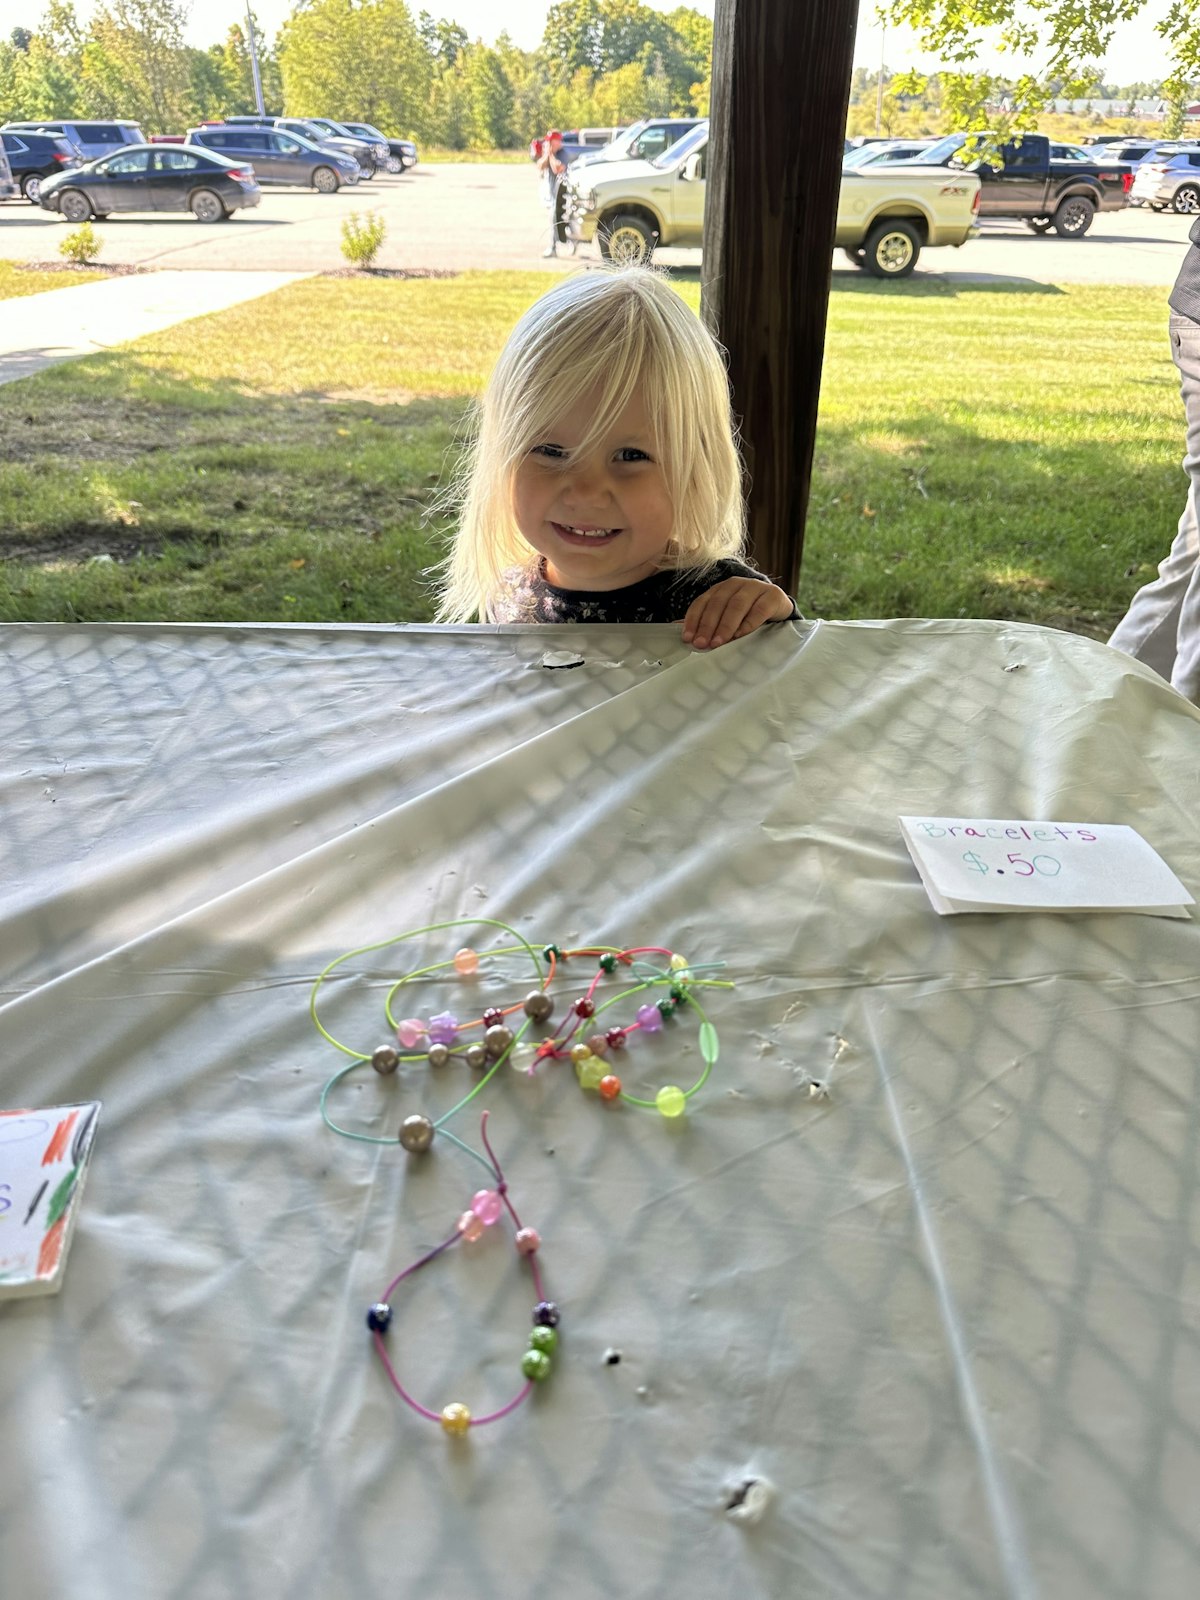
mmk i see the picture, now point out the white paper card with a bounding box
[899,818,1194,917]
[0,1103,100,1298]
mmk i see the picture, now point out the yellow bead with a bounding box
[656,1085,686,1118]
[668,953,692,984]
[570,1044,592,1065]
[579,1057,606,1091]
[441,1403,471,1435]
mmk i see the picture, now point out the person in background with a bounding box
[1109,221,1200,704]
[537,129,567,259]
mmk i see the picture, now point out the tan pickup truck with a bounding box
[565,122,981,278]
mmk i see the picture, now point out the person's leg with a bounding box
[1109,312,1200,700]
[542,174,558,256]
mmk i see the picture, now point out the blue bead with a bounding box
[533,1300,560,1328]
[366,1302,392,1333]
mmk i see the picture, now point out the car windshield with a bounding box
[606,120,646,157]
[652,122,707,169]
[843,144,892,167]
[909,133,968,165]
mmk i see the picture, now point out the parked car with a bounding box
[564,120,980,276]
[843,138,938,168]
[570,118,704,172]
[2,119,144,161]
[1130,150,1200,214]
[38,143,260,222]
[291,117,389,170]
[187,125,359,190]
[339,122,419,172]
[0,129,81,201]
[0,140,15,200]
[220,114,376,174]
[907,132,1128,235]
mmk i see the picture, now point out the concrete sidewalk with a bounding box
[0,269,312,386]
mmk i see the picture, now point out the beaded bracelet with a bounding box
[311,921,731,1153]
[366,1112,557,1436]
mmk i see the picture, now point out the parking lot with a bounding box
[0,160,1194,285]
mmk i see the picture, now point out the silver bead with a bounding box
[398,1114,434,1153]
[427,1043,450,1069]
[523,991,553,1023]
[484,1024,514,1059]
[371,1045,399,1074]
[465,1042,487,1070]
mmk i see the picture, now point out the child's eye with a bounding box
[615,447,650,463]
[531,443,567,460]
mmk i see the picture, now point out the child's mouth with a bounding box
[551,522,622,546]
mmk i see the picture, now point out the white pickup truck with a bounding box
[565,122,981,278]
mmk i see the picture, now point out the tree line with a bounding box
[0,0,713,148]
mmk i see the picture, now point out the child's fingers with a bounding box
[684,582,765,648]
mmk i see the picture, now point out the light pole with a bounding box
[245,3,266,117]
[875,20,885,135]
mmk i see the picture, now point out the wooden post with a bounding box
[702,0,859,597]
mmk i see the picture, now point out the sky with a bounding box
[0,0,1180,85]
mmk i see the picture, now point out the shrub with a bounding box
[340,211,387,269]
[58,221,101,266]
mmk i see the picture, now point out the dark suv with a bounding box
[223,114,376,175]
[2,119,144,161]
[0,129,81,201]
[186,125,360,191]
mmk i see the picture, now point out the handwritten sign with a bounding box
[0,1103,100,1299]
[899,818,1194,917]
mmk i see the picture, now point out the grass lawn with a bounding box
[0,268,1181,632]
[0,261,109,300]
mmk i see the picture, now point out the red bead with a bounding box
[606,1027,627,1049]
[482,1007,504,1028]
[574,998,595,1018]
[599,1075,622,1101]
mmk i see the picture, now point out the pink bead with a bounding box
[454,947,479,975]
[471,1189,503,1225]
[396,1017,427,1049]
[457,1211,485,1242]
[515,1228,540,1255]
[586,1033,609,1056]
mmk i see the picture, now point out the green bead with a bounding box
[578,1056,606,1091]
[656,998,676,1018]
[599,953,617,973]
[669,983,687,1002]
[522,1348,552,1381]
[529,1325,558,1355]
[542,944,562,962]
[656,1085,687,1118]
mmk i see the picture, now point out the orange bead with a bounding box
[453,947,479,975]
[599,1075,622,1101]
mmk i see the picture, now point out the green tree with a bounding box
[279,0,431,138]
[418,11,467,67]
[497,32,553,144]
[463,43,513,147]
[426,55,469,146]
[13,35,84,118]
[79,0,193,130]
[543,0,604,75]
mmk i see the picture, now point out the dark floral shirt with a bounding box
[486,557,797,624]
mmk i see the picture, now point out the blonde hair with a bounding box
[433,266,746,622]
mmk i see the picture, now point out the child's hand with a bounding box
[681,579,794,650]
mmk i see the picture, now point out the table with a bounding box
[2,619,1199,1600]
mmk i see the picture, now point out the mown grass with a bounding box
[0,268,1181,632]
[0,260,109,299]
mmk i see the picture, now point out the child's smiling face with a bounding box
[512,386,675,591]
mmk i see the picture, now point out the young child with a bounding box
[434,267,796,651]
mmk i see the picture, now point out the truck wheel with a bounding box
[1052,195,1095,237]
[598,213,657,265]
[842,247,866,269]
[1026,217,1052,234]
[863,219,920,279]
[1172,184,1200,215]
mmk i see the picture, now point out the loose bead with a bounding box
[523,991,553,1023]
[395,1017,427,1049]
[574,997,595,1018]
[427,1042,451,1069]
[457,1210,485,1242]
[578,1057,606,1092]
[533,1301,560,1327]
[586,1033,609,1056]
[484,1023,513,1058]
[636,1004,663,1034]
[508,1041,537,1074]
[441,1403,471,1435]
[366,1302,391,1333]
[371,1044,399,1074]
[471,1189,503,1225]
[599,953,618,973]
[656,1085,687,1119]
[481,1006,504,1028]
[528,1324,558,1355]
[599,1074,622,1101]
[515,1227,540,1255]
[606,1027,627,1049]
[465,1042,487,1071]
[428,1012,459,1045]
[453,947,479,975]
[570,1043,592,1065]
[398,1114,435,1153]
[522,1349,552,1382]
[656,998,676,1019]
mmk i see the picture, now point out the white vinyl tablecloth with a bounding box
[1,618,1199,1600]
